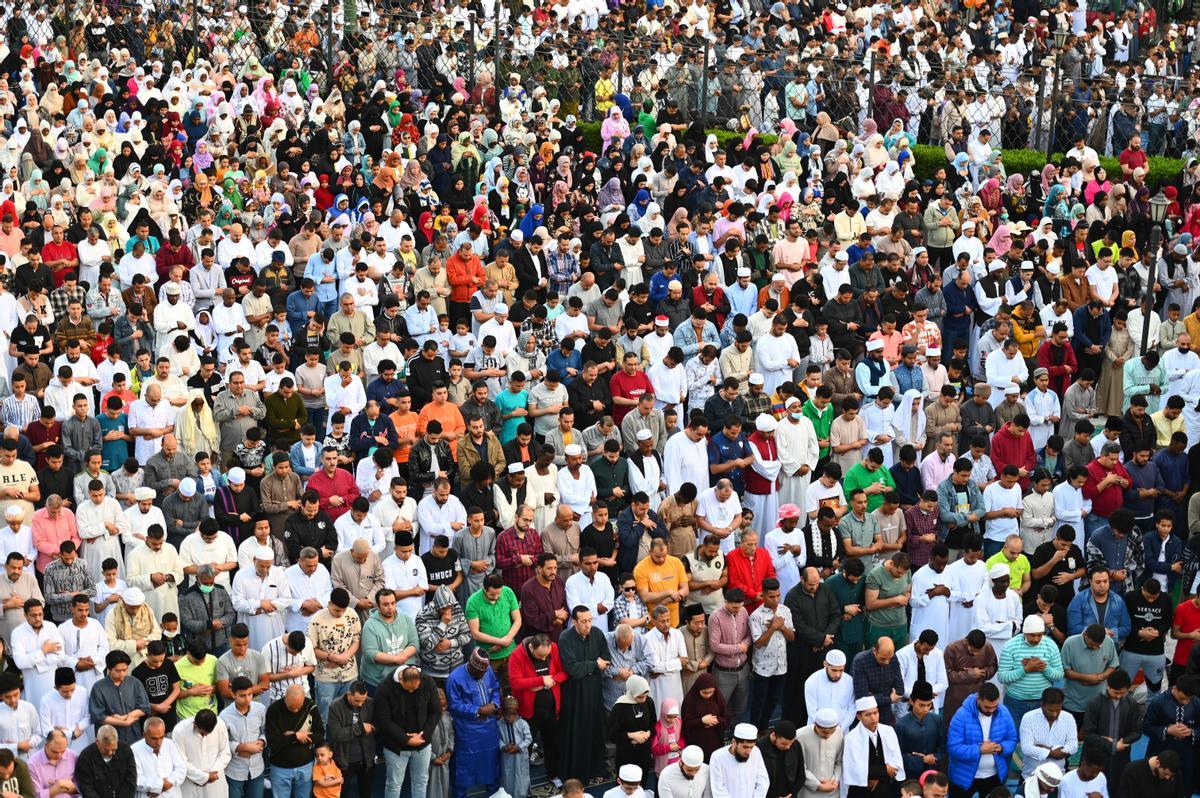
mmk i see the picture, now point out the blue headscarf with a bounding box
[1043,184,1067,219]
[518,204,544,239]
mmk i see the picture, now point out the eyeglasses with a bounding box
[623,586,636,592]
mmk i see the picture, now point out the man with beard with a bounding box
[784,566,840,726]
[557,606,611,783]
[803,650,856,732]
[842,697,904,798]
[658,745,710,798]
[710,723,770,798]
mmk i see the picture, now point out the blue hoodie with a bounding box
[946,693,1018,788]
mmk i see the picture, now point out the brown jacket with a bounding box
[1059,274,1091,311]
[260,468,302,538]
[456,431,506,485]
[822,366,860,407]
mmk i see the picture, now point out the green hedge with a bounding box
[577,121,1184,187]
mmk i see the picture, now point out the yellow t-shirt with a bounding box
[634,555,688,626]
[313,761,342,798]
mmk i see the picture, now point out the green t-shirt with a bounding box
[174,654,219,719]
[842,462,896,513]
[865,563,911,630]
[465,586,520,659]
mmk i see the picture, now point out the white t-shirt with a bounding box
[1085,264,1118,302]
[382,554,429,617]
[975,712,996,778]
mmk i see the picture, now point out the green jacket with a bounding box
[802,399,833,458]
[360,609,420,687]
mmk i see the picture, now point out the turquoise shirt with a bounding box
[997,635,1064,700]
[495,388,530,443]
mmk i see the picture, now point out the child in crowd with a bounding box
[499,695,531,798]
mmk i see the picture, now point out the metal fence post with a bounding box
[466,12,476,87]
[699,42,709,125]
[191,0,199,67]
[1034,68,1047,155]
[866,56,876,125]
[326,0,336,92]
[1045,55,1060,162]
[617,35,625,97]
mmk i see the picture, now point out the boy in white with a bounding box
[381,532,429,617]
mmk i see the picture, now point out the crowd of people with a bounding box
[5,4,1200,798]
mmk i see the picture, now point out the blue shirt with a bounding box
[403,305,439,345]
[706,430,752,493]
[285,289,320,336]
[304,253,339,302]
[726,282,758,318]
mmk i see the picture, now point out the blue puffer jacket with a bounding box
[946,693,1019,788]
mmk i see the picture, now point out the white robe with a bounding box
[663,433,710,497]
[230,566,292,651]
[323,375,366,434]
[909,563,952,647]
[211,302,250,356]
[414,495,468,554]
[126,542,184,620]
[1051,483,1091,544]
[173,716,232,798]
[132,738,188,798]
[1057,769,1108,798]
[974,588,1024,661]
[11,621,68,710]
[285,562,333,634]
[76,496,130,579]
[861,403,896,468]
[840,723,904,795]
[896,644,948,710]
[776,415,819,511]
[746,437,782,536]
[644,626,686,710]
[803,670,857,731]
[753,334,801,396]
[1025,388,1061,451]
[0,699,40,754]
[945,558,988,643]
[40,689,92,753]
[122,505,167,557]
[1162,348,1200,401]
[178,532,238,590]
[627,454,664,511]
[59,616,109,692]
[524,466,560,532]
[764,526,805,598]
[556,465,597,530]
[984,350,1029,408]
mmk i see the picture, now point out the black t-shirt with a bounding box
[132,659,181,728]
[1124,589,1174,656]
[421,549,460,587]
[1029,541,1084,606]
[10,325,49,354]
[581,521,619,582]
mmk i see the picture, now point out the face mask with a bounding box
[791,412,804,421]
[198,583,214,594]
[1182,347,1190,354]
[162,630,178,638]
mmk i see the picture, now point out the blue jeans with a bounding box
[314,680,350,724]
[750,673,785,732]
[384,746,431,798]
[1003,695,1040,726]
[227,773,264,798]
[1084,514,1110,549]
[983,538,1005,559]
[269,763,312,798]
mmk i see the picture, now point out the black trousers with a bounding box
[527,701,561,779]
[342,760,374,798]
[449,300,471,328]
[950,775,1002,798]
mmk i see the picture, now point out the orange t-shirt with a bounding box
[313,762,342,798]
[418,401,466,459]
[390,409,420,463]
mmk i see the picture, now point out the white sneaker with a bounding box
[551,778,563,788]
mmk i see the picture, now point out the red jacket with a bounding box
[445,251,485,303]
[725,547,776,612]
[507,638,566,719]
[1036,339,1078,398]
[1083,458,1131,518]
[989,422,1036,489]
[306,466,360,522]
[743,432,779,495]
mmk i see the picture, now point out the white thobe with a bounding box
[1051,483,1091,544]
[946,558,988,643]
[764,526,805,598]
[354,459,398,511]
[334,512,387,555]
[323,376,366,433]
[984,350,1029,408]
[60,617,108,691]
[172,716,232,798]
[643,626,686,710]
[414,495,467,554]
[746,438,781,537]
[896,644,948,710]
[11,621,67,710]
[178,533,238,590]
[131,738,188,798]
[1025,388,1061,451]
[909,563,952,646]
[803,670,857,731]
[0,525,34,564]
[841,724,904,793]
[153,302,196,337]
[776,415,819,511]
[754,333,801,395]
[524,466,560,532]
[861,403,896,468]
[127,400,173,461]
[556,466,597,530]
[710,745,770,798]
[974,588,1024,661]
[0,699,40,754]
[648,363,687,428]
[664,433,709,497]
[565,571,614,631]
[371,496,418,539]
[627,454,664,511]
[123,506,167,556]
[285,562,333,633]
[77,497,130,579]
[126,543,184,620]
[231,566,292,651]
[39,689,92,753]
[1162,349,1200,401]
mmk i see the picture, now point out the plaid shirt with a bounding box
[43,559,95,621]
[49,285,86,322]
[546,250,580,296]
[519,317,559,355]
[903,504,941,569]
[707,604,750,670]
[495,526,544,594]
[743,390,772,427]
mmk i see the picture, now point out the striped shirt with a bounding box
[708,605,750,670]
[1,394,40,430]
[261,635,316,703]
